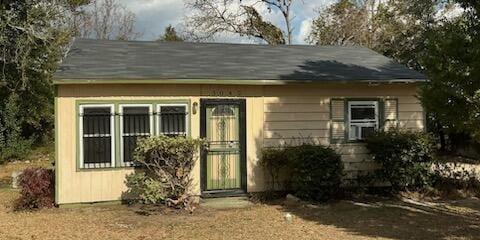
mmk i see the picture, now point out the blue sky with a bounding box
[120,0,335,44]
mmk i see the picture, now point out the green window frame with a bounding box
[78,104,116,169]
[76,100,191,171]
[119,104,154,167]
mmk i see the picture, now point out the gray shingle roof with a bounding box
[53,38,426,83]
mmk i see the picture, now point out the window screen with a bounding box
[122,106,152,165]
[81,106,113,168]
[159,105,187,136]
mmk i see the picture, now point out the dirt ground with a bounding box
[0,188,479,240]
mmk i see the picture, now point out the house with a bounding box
[53,38,426,204]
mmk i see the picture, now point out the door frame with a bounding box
[200,99,247,197]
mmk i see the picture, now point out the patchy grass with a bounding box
[0,188,479,240]
[0,145,479,239]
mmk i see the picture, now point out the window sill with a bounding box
[76,166,136,172]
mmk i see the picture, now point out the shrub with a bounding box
[365,129,435,192]
[289,144,344,201]
[125,135,204,212]
[15,168,55,210]
[260,148,291,191]
[125,172,165,205]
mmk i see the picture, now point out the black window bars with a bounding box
[79,108,188,169]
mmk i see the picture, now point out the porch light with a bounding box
[192,102,198,114]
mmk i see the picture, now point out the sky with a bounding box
[119,0,335,44]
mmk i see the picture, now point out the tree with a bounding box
[67,0,141,40]
[420,1,480,149]
[157,25,184,42]
[0,0,78,162]
[184,0,296,44]
[309,0,444,70]
[308,0,371,47]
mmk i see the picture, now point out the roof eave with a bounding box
[52,78,427,85]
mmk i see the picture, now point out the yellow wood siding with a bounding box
[56,83,425,204]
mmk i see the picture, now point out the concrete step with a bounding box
[200,196,253,209]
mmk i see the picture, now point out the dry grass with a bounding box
[0,145,53,188]
[0,188,478,240]
[0,146,479,240]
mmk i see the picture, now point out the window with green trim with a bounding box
[79,104,115,169]
[78,102,189,169]
[157,104,188,137]
[348,101,379,140]
[120,104,154,166]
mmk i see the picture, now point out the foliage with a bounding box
[309,0,443,70]
[365,129,436,191]
[184,0,294,44]
[420,3,480,148]
[66,0,141,40]
[289,144,344,201]
[15,167,55,210]
[260,147,291,191]
[0,94,33,163]
[125,172,165,205]
[261,141,344,201]
[0,0,76,163]
[241,6,285,45]
[157,25,184,42]
[431,162,480,197]
[125,135,204,212]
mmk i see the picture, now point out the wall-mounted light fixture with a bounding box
[192,102,198,114]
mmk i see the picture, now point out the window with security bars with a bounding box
[348,101,378,140]
[80,105,114,169]
[158,105,187,136]
[121,105,152,166]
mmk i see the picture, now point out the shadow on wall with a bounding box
[279,60,418,81]
[271,198,480,240]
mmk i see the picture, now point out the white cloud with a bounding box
[296,19,313,44]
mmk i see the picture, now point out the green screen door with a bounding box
[201,100,245,193]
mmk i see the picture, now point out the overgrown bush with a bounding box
[261,144,344,201]
[125,135,204,212]
[289,144,344,201]
[365,129,436,192]
[15,168,55,210]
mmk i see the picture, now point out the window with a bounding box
[157,104,188,136]
[79,105,115,169]
[120,105,153,166]
[348,101,378,140]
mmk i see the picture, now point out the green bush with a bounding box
[125,172,165,205]
[125,135,204,212]
[289,144,344,201]
[260,148,291,191]
[365,129,435,192]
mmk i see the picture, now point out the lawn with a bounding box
[0,147,479,240]
[0,187,479,240]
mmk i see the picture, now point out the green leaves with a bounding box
[126,135,204,211]
[365,129,435,191]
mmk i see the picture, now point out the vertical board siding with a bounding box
[57,84,425,203]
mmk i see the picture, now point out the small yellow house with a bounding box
[53,39,426,205]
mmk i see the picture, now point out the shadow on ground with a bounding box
[269,197,480,240]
